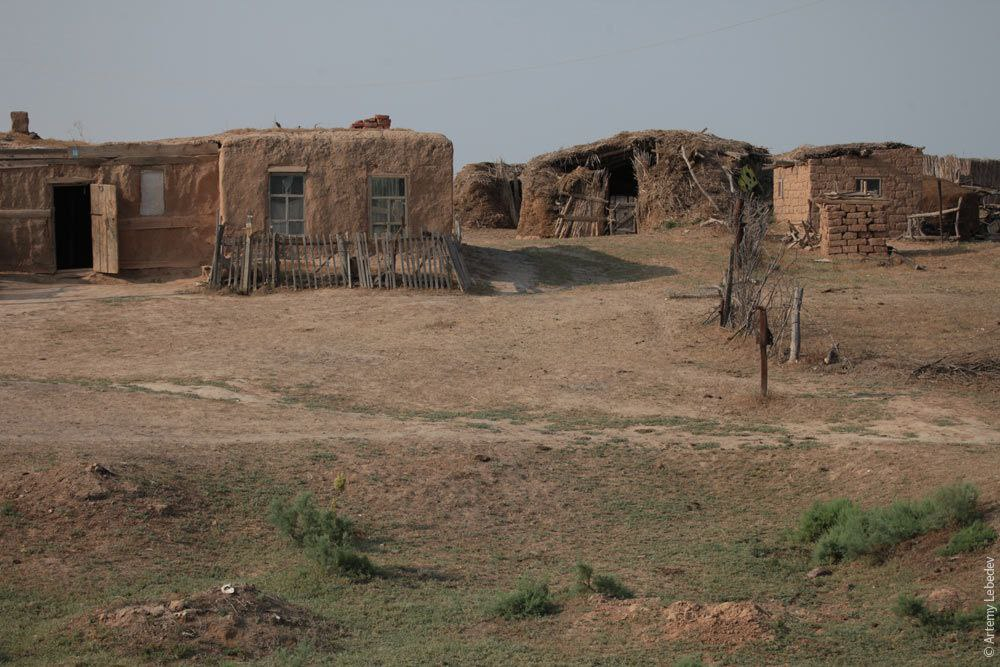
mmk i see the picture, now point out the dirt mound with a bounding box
[662,600,773,645]
[925,587,964,612]
[0,463,185,579]
[573,596,774,647]
[89,584,337,660]
[0,463,174,516]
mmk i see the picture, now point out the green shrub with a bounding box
[573,562,634,599]
[921,483,980,527]
[893,594,982,633]
[939,520,997,556]
[269,492,375,577]
[490,579,558,619]
[672,658,704,667]
[795,498,856,543]
[797,483,983,564]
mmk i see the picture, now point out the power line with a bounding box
[285,0,826,90]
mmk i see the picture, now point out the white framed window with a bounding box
[855,178,881,196]
[370,176,406,235]
[269,172,305,235]
[140,169,165,216]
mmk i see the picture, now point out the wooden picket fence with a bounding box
[208,225,471,294]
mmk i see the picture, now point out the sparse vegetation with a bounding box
[573,562,634,599]
[894,594,983,633]
[672,657,705,667]
[0,501,16,518]
[269,491,376,577]
[490,579,558,619]
[797,484,982,563]
[939,520,997,556]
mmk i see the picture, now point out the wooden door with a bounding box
[90,184,119,273]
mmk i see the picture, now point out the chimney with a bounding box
[10,111,29,134]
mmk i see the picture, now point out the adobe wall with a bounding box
[0,156,219,272]
[773,164,811,226]
[817,198,890,257]
[218,130,453,236]
[807,149,922,233]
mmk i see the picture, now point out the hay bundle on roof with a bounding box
[454,161,523,229]
[516,130,770,238]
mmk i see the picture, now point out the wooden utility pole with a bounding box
[720,196,745,327]
[757,306,769,398]
[789,287,804,362]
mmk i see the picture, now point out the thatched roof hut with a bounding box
[454,161,523,229]
[516,130,769,238]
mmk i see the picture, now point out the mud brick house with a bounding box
[772,142,923,257]
[0,112,453,274]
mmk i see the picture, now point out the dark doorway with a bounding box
[53,185,92,270]
[607,162,638,198]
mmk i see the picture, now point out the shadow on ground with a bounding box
[463,244,676,294]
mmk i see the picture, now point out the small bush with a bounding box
[0,501,17,518]
[922,483,980,527]
[894,594,982,633]
[796,498,856,543]
[939,520,997,556]
[573,562,634,599]
[672,658,704,667]
[797,483,983,564]
[269,492,376,577]
[491,579,558,619]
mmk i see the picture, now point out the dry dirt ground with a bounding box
[1,227,999,665]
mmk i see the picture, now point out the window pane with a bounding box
[270,174,302,195]
[271,220,288,235]
[372,223,387,235]
[389,199,406,224]
[287,196,304,221]
[287,220,305,236]
[371,199,390,223]
[372,177,403,197]
[270,196,286,221]
[140,170,165,216]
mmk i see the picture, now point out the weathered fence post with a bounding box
[720,197,745,327]
[789,287,803,363]
[240,216,253,294]
[937,177,944,241]
[757,306,769,398]
[271,233,279,288]
[209,214,224,287]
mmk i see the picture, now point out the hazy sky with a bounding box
[2,0,998,167]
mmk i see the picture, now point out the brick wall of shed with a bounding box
[808,149,922,233]
[773,164,811,226]
[818,200,890,257]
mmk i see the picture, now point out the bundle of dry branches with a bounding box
[783,220,819,249]
[912,355,1000,381]
[714,194,796,356]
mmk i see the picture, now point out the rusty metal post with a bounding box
[757,306,768,398]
